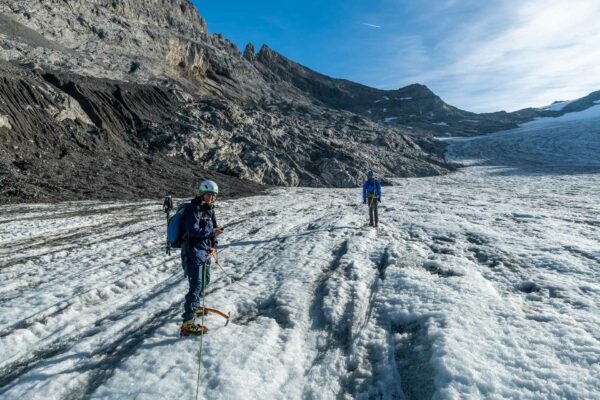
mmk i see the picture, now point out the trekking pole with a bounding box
[163,195,173,255]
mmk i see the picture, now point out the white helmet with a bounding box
[197,180,219,196]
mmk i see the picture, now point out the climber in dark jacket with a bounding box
[362,170,382,227]
[180,179,223,336]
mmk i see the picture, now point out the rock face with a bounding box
[1,0,461,202]
[251,45,531,136]
[243,43,256,62]
[0,62,264,201]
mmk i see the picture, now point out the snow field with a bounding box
[445,104,600,171]
[2,165,597,399]
[1,105,600,399]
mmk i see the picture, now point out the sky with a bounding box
[193,0,600,113]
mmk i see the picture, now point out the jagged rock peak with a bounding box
[243,43,256,61]
[258,44,271,53]
[255,44,300,71]
[398,83,435,95]
[257,44,278,60]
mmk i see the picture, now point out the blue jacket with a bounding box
[362,178,382,202]
[181,197,218,268]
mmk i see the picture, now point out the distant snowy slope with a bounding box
[541,100,572,112]
[445,104,600,171]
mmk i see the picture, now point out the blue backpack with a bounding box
[366,179,377,194]
[167,202,189,249]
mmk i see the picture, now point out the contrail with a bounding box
[361,22,381,28]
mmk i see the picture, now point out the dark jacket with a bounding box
[181,197,218,268]
[362,178,382,202]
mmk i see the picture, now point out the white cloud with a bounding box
[376,0,600,112]
[361,22,381,28]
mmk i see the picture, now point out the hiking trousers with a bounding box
[182,262,211,321]
[368,197,379,226]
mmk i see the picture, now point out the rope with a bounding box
[213,249,298,295]
[211,250,338,296]
[194,260,209,400]
[212,253,257,292]
[189,227,361,396]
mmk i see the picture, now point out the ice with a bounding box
[446,104,600,171]
[541,100,572,111]
[0,106,599,399]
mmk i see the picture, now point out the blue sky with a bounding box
[193,0,600,113]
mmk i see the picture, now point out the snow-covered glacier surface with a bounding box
[0,108,599,399]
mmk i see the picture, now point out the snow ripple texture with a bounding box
[0,107,599,399]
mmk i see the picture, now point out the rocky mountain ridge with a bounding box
[248,43,600,136]
[0,0,594,203]
[0,0,455,202]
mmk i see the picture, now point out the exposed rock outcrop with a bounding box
[0,0,460,203]
[243,43,256,62]
[250,46,529,136]
[0,62,263,202]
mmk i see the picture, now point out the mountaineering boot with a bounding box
[180,319,208,336]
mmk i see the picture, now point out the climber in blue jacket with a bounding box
[362,170,382,227]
